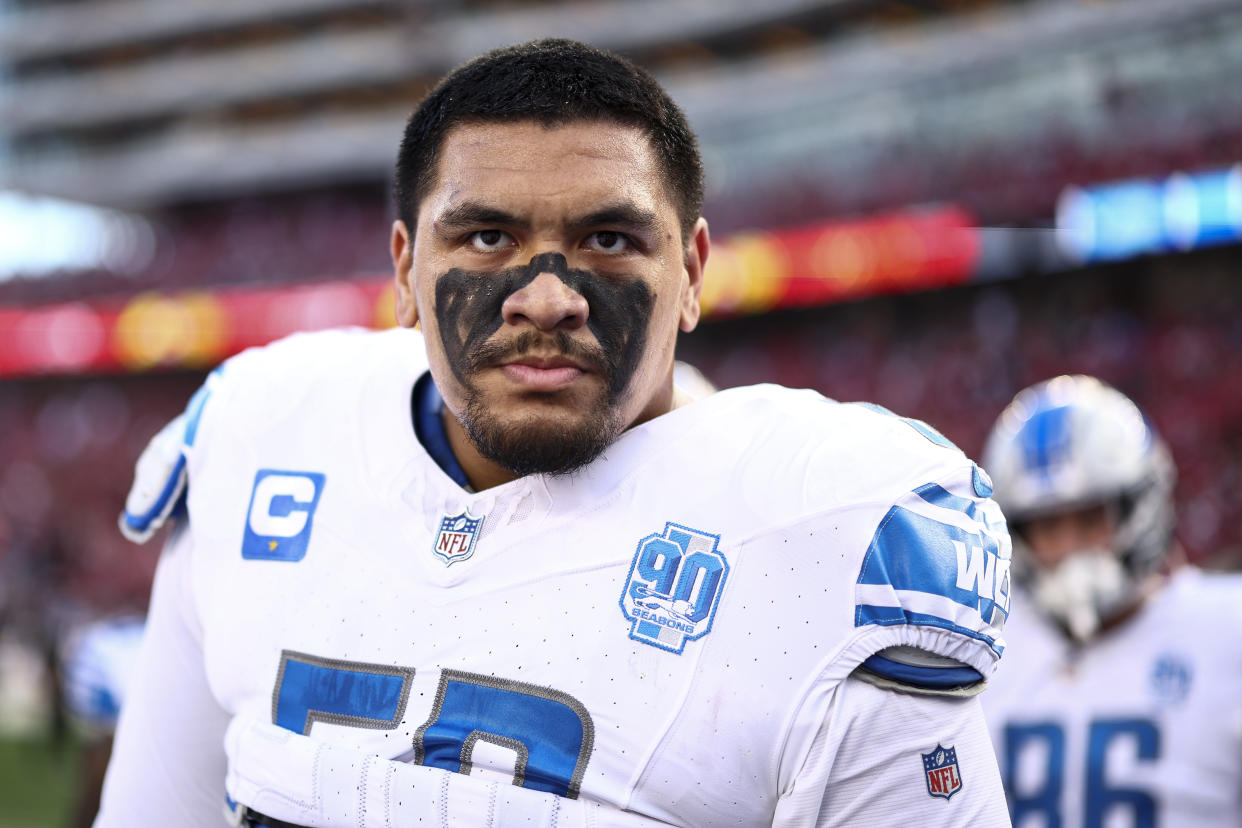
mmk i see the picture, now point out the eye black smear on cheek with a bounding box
[433,252,655,400]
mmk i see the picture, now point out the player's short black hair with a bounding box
[393,38,704,241]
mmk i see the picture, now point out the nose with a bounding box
[500,268,589,332]
[1028,518,1078,568]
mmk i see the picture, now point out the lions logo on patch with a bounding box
[1150,653,1193,706]
[433,510,485,565]
[922,744,963,800]
[619,522,728,654]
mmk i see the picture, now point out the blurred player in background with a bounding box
[97,38,1011,826]
[981,374,1242,826]
[59,613,145,828]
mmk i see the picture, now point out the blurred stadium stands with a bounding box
[1,0,1241,743]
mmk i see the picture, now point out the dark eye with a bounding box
[586,231,631,253]
[469,229,513,251]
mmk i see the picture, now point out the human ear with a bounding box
[679,217,710,333]
[391,220,419,329]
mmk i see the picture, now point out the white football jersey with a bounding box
[983,567,1242,827]
[99,327,1013,827]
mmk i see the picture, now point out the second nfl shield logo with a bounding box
[433,510,485,565]
[922,744,963,800]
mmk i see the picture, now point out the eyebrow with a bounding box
[432,200,661,238]
[569,204,661,237]
[433,202,527,234]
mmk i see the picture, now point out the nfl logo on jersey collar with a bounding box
[922,744,963,800]
[433,510,485,565]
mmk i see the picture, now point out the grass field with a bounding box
[0,736,77,828]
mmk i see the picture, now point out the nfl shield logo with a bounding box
[433,510,485,565]
[922,744,963,800]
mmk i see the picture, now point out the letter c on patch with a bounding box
[242,469,326,561]
[250,474,317,537]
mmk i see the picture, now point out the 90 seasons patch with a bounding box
[619,522,728,654]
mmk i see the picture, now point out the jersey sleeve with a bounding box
[118,366,220,543]
[773,675,1009,826]
[849,459,1013,688]
[95,525,233,828]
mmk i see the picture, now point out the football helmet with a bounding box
[982,375,1176,640]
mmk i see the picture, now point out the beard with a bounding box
[457,329,627,477]
[459,383,624,478]
[432,254,656,477]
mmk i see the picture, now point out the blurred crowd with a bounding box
[0,372,198,741]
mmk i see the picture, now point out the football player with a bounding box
[97,39,1012,826]
[981,374,1242,826]
[59,613,146,828]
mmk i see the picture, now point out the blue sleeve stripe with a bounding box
[856,505,1004,601]
[855,583,1003,636]
[903,417,955,448]
[915,482,984,521]
[182,382,213,447]
[856,479,1013,655]
[851,402,956,449]
[914,479,1008,538]
[856,604,1004,656]
[860,653,984,688]
[122,454,186,532]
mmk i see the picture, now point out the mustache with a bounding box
[467,330,614,377]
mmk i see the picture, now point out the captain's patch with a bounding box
[241,470,326,562]
[619,523,728,654]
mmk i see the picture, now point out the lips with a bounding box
[468,329,608,394]
[500,355,589,391]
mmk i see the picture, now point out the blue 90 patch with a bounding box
[620,523,728,654]
[241,469,326,562]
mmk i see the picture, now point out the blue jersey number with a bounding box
[1004,718,1160,827]
[272,653,593,799]
[414,670,593,799]
[272,650,414,735]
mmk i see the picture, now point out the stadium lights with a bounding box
[1056,164,1242,263]
[0,190,156,281]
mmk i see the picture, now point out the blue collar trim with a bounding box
[412,372,472,490]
